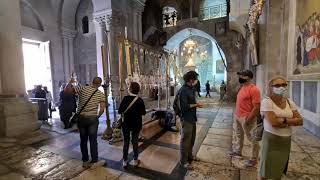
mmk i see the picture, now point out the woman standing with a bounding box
[259,76,303,180]
[118,82,146,168]
[59,84,77,128]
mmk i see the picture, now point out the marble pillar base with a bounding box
[0,97,40,137]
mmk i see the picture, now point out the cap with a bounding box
[237,70,253,78]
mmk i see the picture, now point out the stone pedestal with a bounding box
[0,98,40,137]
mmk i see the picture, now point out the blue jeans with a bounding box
[78,115,99,163]
[122,129,140,161]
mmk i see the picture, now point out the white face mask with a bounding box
[273,87,288,97]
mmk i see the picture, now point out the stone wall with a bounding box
[257,0,320,137]
[74,0,97,85]
[164,18,245,101]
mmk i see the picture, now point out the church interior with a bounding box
[0,0,319,179]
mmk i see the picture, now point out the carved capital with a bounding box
[61,27,77,39]
[93,9,126,28]
[131,0,145,15]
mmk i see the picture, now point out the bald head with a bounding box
[92,77,102,88]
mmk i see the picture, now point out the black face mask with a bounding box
[239,78,247,84]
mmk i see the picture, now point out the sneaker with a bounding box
[122,160,128,168]
[244,159,257,168]
[90,160,105,169]
[132,159,140,167]
[82,161,91,168]
[227,151,241,157]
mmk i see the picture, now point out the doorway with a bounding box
[22,39,52,96]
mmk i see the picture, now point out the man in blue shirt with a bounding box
[178,71,203,168]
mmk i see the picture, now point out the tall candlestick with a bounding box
[125,26,127,39]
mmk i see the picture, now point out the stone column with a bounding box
[93,12,108,82]
[256,0,286,95]
[61,28,77,81]
[132,0,145,41]
[0,0,39,137]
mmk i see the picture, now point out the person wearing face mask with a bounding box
[177,71,204,168]
[228,70,261,167]
[259,76,303,180]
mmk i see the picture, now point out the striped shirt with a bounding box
[75,86,105,116]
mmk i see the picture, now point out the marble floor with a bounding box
[0,95,320,180]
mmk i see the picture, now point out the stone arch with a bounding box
[20,0,44,31]
[60,0,81,30]
[165,27,245,101]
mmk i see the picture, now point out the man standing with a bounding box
[205,80,211,98]
[229,70,261,167]
[195,80,201,97]
[220,80,227,101]
[65,77,106,168]
[178,71,203,168]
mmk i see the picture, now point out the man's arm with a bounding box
[246,102,260,122]
[64,79,76,94]
[98,101,105,118]
[180,90,203,111]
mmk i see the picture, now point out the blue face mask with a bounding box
[273,87,288,97]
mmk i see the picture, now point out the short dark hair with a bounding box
[92,77,102,84]
[130,82,140,94]
[183,71,198,82]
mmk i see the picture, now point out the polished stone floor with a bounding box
[0,95,319,180]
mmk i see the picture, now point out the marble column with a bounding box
[93,13,108,82]
[0,0,39,137]
[256,0,286,95]
[61,28,77,81]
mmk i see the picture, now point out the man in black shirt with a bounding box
[178,71,203,168]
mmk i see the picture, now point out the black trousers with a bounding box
[122,128,140,161]
[78,116,99,162]
[205,90,211,97]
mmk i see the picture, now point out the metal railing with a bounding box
[199,3,227,20]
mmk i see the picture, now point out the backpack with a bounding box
[173,89,182,117]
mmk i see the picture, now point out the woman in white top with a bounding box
[259,76,303,180]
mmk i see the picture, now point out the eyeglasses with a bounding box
[272,83,288,88]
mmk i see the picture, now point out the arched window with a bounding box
[200,0,227,20]
[162,6,177,28]
[82,16,89,34]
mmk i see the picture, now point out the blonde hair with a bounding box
[267,75,288,97]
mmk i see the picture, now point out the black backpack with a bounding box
[173,89,182,117]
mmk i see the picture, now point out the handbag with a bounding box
[69,89,98,125]
[251,114,264,141]
[113,96,139,129]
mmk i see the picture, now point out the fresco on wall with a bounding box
[294,1,320,75]
[216,60,225,73]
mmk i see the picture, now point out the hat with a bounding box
[237,70,253,78]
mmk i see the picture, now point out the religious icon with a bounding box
[216,60,224,73]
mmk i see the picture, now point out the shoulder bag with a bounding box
[69,89,99,125]
[113,96,139,129]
